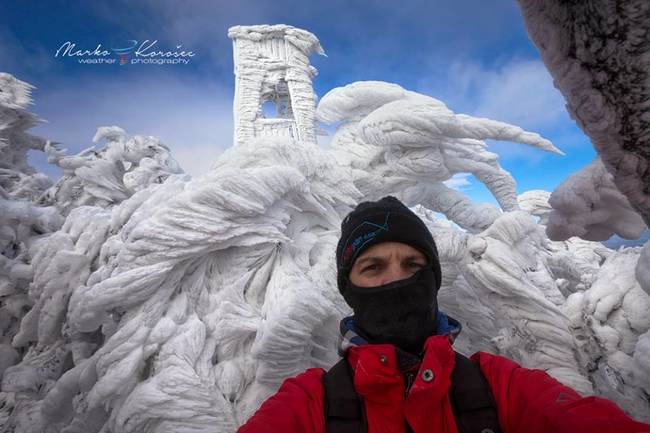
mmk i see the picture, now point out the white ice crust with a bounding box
[517,0,650,228]
[546,157,647,242]
[2,21,650,432]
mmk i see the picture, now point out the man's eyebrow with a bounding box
[402,255,426,261]
[355,254,426,266]
[355,256,383,266]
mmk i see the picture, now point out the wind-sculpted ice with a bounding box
[42,126,184,215]
[518,189,650,417]
[29,136,355,432]
[0,73,54,206]
[518,0,650,227]
[412,198,650,421]
[522,189,650,414]
[2,68,650,433]
[318,81,563,233]
[638,243,650,297]
[431,207,596,391]
[0,73,50,199]
[0,74,64,419]
[1,206,111,431]
[546,158,647,242]
[518,190,553,225]
[564,247,650,416]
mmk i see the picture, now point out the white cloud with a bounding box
[471,60,567,130]
[443,172,472,190]
[420,58,567,130]
[416,58,577,162]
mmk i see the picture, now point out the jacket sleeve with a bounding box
[472,352,650,433]
[237,368,326,433]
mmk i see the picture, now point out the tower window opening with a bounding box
[261,100,279,118]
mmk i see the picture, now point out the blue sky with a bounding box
[1,0,597,206]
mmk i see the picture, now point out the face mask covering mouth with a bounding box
[341,267,439,354]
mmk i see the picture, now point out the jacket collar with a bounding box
[344,334,457,407]
[338,311,462,357]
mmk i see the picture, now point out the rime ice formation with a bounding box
[422,209,597,390]
[42,126,184,215]
[570,248,650,416]
[517,0,650,228]
[638,243,650,297]
[318,81,563,233]
[3,19,650,433]
[517,190,553,225]
[0,73,52,203]
[546,158,647,242]
[19,137,355,433]
[229,25,324,146]
[0,74,64,406]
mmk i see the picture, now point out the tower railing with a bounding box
[254,118,298,139]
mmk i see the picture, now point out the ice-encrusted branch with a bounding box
[42,126,184,215]
[319,81,561,231]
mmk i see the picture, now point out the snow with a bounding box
[1,21,650,433]
[546,158,647,242]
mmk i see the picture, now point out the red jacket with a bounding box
[238,334,650,433]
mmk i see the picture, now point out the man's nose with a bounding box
[380,263,410,285]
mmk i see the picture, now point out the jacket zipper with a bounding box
[405,372,415,397]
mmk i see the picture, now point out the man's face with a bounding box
[349,242,427,288]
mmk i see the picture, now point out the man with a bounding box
[238,196,650,433]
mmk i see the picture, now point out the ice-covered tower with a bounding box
[228,24,325,145]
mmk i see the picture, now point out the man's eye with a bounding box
[407,262,424,269]
[362,264,380,273]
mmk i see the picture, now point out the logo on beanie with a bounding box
[341,213,390,265]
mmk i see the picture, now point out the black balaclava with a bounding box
[336,196,442,354]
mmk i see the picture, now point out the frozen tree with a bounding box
[41,126,184,215]
[0,74,64,410]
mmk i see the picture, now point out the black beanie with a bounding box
[336,196,442,293]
